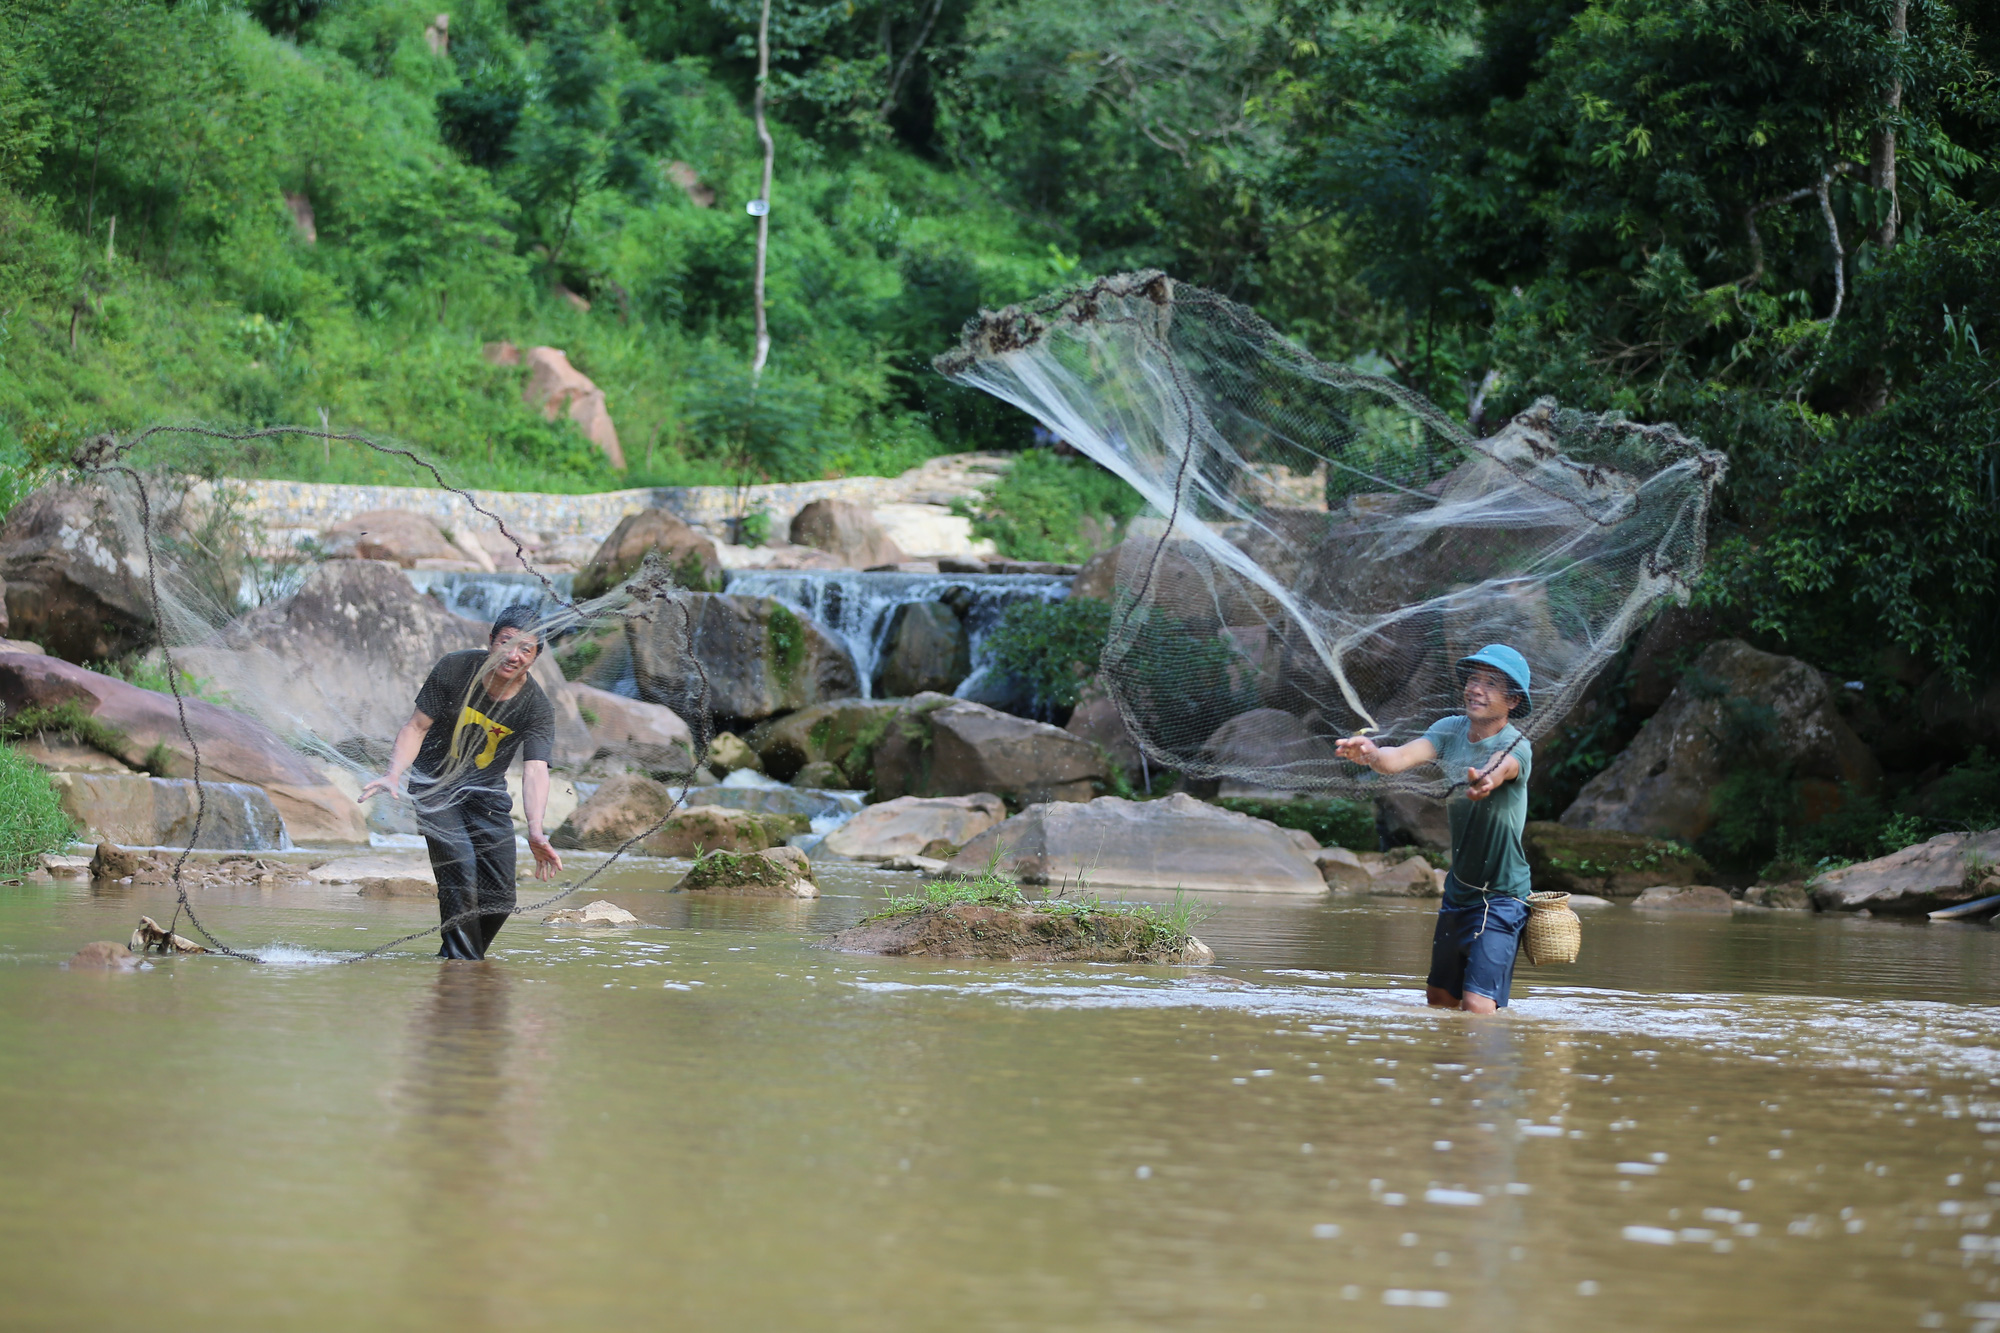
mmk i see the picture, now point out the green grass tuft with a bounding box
[0,743,74,878]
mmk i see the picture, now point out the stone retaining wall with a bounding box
[214,453,1014,539]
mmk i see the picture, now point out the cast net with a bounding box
[935,272,1728,797]
[44,426,715,960]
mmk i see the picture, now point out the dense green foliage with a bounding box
[981,596,1110,717]
[963,449,1147,563]
[0,743,73,877]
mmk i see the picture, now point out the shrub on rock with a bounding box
[1522,822,1711,898]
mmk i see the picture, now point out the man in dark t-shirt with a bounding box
[360,604,564,959]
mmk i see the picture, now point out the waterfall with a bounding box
[405,570,577,623]
[725,569,1070,699]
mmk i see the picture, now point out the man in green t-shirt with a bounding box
[1334,645,1534,1014]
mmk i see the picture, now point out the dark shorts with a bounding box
[1427,885,1529,1007]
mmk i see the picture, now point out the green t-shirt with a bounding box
[1421,714,1534,908]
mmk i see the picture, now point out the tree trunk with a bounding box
[83,118,104,238]
[750,0,774,383]
[1870,0,1907,249]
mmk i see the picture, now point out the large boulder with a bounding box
[875,602,969,696]
[573,509,721,598]
[566,681,696,773]
[1561,640,1882,842]
[945,793,1326,893]
[747,698,903,783]
[0,652,364,842]
[819,793,1007,862]
[178,560,589,770]
[47,773,287,849]
[551,773,673,848]
[1810,829,2000,915]
[870,695,1107,805]
[1522,821,1711,898]
[626,593,859,727]
[789,499,907,568]
[522,346,625,470]
[322,510,463,568]
[0,483,154,661]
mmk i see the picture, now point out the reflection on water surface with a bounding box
[0,860,1994,1331]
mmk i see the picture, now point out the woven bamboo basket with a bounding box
[1523,891,1582,965]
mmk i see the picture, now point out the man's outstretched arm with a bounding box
[1334,735,1439,775]
[359,709,433,801]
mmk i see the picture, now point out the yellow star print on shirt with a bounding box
[450,705,514,769]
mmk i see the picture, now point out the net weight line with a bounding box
[75,426,716,964]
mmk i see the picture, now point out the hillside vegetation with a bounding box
[0,0,1995,686]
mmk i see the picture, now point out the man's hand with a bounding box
[1334,736,1380,769]
[1464,753,1519,802]
[358,773,400,802]
[528,831,563,881]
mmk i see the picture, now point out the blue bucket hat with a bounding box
[1457,644,1532,717]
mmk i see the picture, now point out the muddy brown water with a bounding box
[1,858,1996,1331]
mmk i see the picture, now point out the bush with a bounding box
[982,597,1111,718]
[963,450,1147,563]
[1218,796,1375,851]
[0,744,73,877]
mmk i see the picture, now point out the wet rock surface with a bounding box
[819,793,1005,862]
[67,940,139,969]
[821,901,1212,963]
[543,899,641,925]
[946,793,1326,894]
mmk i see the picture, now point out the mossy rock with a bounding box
[674,845,816,897]
[822,901,1212,964]
[638,806,808,858]
[1523,821,1710,897]
[746,699,903,782]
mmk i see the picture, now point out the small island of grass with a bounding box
[822,866,1213,964]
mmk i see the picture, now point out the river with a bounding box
[0,862,1993,1331]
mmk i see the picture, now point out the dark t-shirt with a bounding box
[412,650,554,790]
